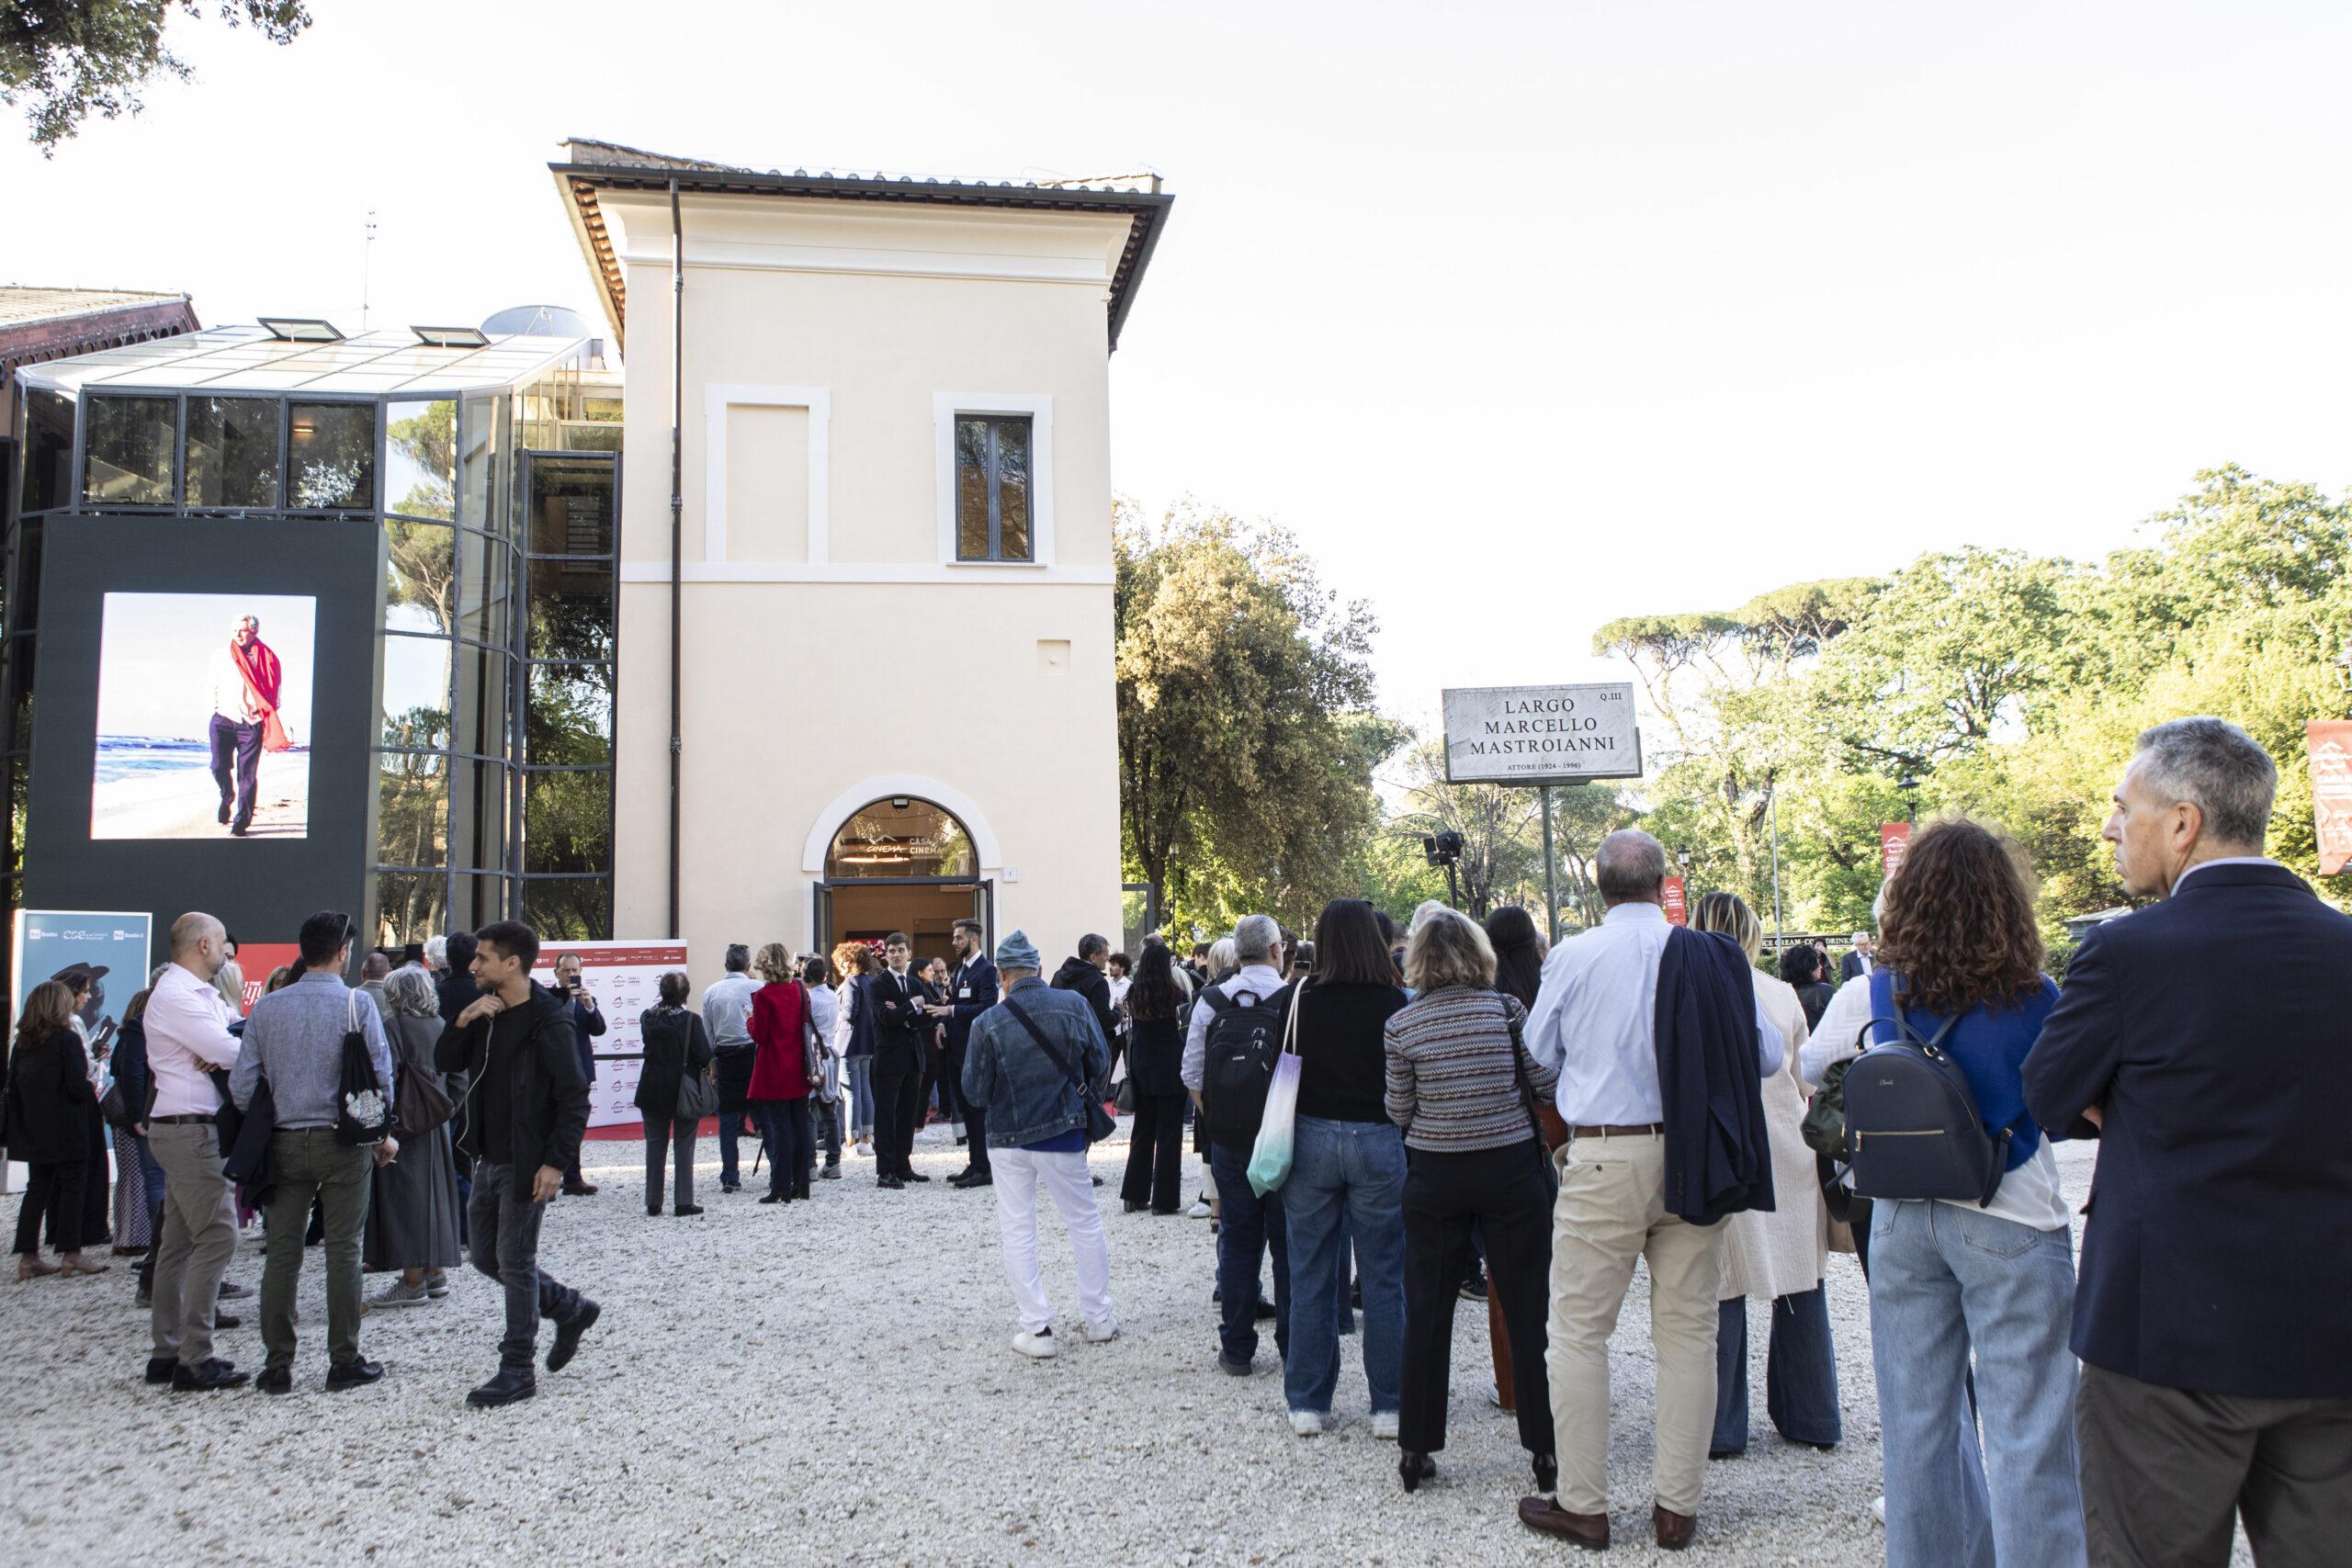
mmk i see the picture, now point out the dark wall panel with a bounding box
[24,516,383,965]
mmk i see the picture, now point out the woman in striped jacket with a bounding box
[1383,908,1560,1498]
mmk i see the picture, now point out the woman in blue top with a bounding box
[1805,818,2086,1568]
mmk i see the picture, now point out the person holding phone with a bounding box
[548,953,605,1196]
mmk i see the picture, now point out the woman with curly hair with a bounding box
[1801,818,2085,1568]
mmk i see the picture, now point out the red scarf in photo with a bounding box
[230,637,292,752]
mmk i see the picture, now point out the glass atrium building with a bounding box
[6,322,624,947]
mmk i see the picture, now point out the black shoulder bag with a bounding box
[999,996,1116,1144]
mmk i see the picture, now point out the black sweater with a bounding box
[1291,981,1408,1124]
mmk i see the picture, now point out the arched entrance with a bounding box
[813,795,991,966]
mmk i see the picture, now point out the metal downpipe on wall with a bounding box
[668,177,684,939]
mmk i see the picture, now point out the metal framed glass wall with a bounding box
[517,449,617,939]
[1,364,620,953]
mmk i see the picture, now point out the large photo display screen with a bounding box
[93,592,316,840]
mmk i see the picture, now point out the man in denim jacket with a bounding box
[962,930,1116,1359]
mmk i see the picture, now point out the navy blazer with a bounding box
[1653,928,1774,1225]
[2022,862,2352,1399]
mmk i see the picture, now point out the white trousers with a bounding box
[990,1145,1114,1334]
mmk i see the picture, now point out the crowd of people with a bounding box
[4,713,2346,1564]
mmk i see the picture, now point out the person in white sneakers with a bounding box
[960,930,1115,1359]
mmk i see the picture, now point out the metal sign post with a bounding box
[1540,785,1560,943]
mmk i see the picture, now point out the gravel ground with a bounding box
[0,1131,2243,1566]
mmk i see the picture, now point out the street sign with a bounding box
[1662,875,1688,926]
[1441,682,1643,785]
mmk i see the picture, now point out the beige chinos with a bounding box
[1544,1131,1724,1517]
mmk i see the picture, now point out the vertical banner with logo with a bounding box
[2308,721,2352,874]
[8,910,153,1192]
[1881,822,1914,881]
[532,940,689,1130]
[13,909,153,1052]
[1662,876,1688,927]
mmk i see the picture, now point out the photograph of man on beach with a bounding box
[92,592,315,840]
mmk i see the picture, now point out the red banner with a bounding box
[2309,721,2352,874]
[233,943,300,1016]
[1881,822,1913,880]
[1662,875,1687,926]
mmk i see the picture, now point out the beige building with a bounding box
[552,141,1172,968]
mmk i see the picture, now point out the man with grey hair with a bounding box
[1519,829,1784,1551]
[1837,930,1874,983]
[2025,717,2352,1563]
[1182,913,1293,1374]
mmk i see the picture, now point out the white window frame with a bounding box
[934,391,1053,568]
[705,383,831,563]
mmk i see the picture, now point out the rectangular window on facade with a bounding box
[954,414,1034,562]
[185,397,281,508]
[83,395,175,504]
[288,401,376,509]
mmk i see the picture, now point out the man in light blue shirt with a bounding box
[232,909,395,1394]
[1517,831,1781,1552]
[699,944,760,1191]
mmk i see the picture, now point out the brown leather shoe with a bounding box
[1519,1496,1610,1549]
[1653,1505,1696,1551]
[560,1179,598,1196]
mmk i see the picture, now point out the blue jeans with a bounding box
[1870,1200,2087,1568]
[1209,1143,1290,1366]
[847,1056,875,1138]
[1281,1115,1406,1416]
[1713,1286,1842,1452]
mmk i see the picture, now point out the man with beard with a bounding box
[924,919,999,1189]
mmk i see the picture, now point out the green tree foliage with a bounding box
[1115,499,1394,935]
[3,1,310,152]
[1602,467,2352,942]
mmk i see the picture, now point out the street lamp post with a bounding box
[1677,847,1693,898]
[1897,774,1921,825]
[1768,784,1784,947]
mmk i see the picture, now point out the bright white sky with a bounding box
[8,1,2351,735]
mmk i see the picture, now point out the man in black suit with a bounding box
[867,932,932,1190]
[1835,931,1874,984]
[2024,716,2352,1566]
[925,918,999,1189]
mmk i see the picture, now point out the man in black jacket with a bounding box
[1050,934,1120,1193]
[867,932,931,1190]
[2023,718,2352,1565]
[435,919,599,1408]
[927,918,1000,1189]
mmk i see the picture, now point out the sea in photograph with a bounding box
[95,735,314,783]
[94,734,211,783]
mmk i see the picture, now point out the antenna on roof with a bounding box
[361,209,378,331]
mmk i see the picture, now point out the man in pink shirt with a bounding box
[141,912,248,1392]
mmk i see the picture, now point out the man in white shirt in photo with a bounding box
[141,911,249,1392]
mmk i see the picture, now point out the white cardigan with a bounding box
[1718,970,1829,1302]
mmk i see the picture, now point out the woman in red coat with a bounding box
[746,942,818,1202]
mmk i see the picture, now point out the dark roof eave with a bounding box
[551,161,1171,352]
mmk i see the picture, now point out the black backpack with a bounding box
[1842,974,2020,1208]
[1198,986,1285,1149]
